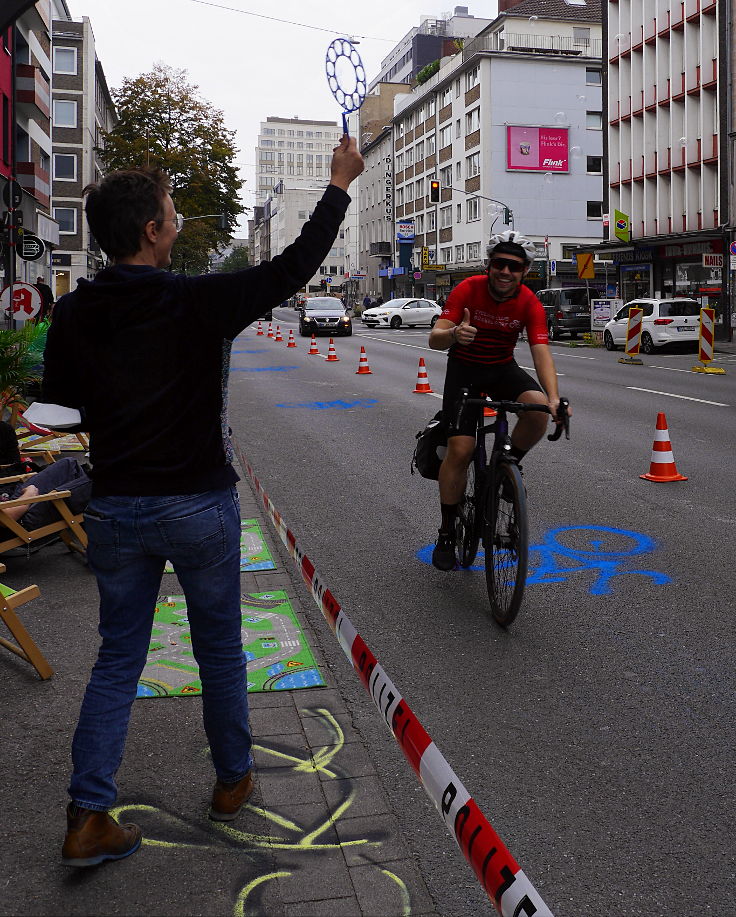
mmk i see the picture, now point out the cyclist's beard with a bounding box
[487,272,521,302]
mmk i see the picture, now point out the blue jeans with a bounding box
[69,487,252,811]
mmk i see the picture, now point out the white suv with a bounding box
[604,298,701,354]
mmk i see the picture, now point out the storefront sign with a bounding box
[506,126,568,172]
[384,155,393,220]
[591,298,621,329]
[702,254,723,268]
[614,210,630,242]
[396,219,415,242]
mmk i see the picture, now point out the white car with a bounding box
[604,298,701,354]
[361,297,441,329]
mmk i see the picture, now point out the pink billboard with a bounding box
[506,126,569,172]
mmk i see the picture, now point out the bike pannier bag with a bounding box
[411,411,447,480]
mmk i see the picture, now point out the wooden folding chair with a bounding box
[0,565,53,679]
[0,473,88,557]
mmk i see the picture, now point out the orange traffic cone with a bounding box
[274,325,283,342]
[256,321,264,336]
[413,357,434,394]
[640,412,687,482]
[267,323,274,338]
[355,346,372,374]
[326,338,339,362]
[286,329,297,348]
[308,335,320,355]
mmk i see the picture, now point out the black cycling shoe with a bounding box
[432,530,456,571]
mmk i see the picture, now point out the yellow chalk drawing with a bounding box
[382,868,412,916]
[234,871,290,917]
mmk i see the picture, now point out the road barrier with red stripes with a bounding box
[235,442,553,916]
[692,307,726,374]
[619,306,644,365]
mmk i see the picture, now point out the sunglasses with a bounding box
[489,257,525,274]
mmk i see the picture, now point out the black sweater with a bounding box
[42,184,350,496]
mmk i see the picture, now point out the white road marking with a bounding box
[357,334,438,354]
[627,387,729,407]
[552,352,597,360]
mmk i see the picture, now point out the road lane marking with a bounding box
[627,387,729,407]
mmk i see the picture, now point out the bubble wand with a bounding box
[325,38,366,136]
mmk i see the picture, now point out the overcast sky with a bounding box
[64,0,499,232]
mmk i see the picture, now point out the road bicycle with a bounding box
[453,388,570,626]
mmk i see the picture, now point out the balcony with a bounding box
[369,241,393,257]
[15,64,50,120]
[464,31,602,60]
[16,161,50,208]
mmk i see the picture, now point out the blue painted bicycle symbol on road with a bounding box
[417,525,671,595]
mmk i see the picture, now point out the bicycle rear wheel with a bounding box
[483,461,528,626]
[456,457,483,567]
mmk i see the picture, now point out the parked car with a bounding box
[536,287,591,340]
[603,298,701,353]
[361,297,441,329]
[298,297,352,336]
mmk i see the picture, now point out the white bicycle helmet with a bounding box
[486,230,537,265]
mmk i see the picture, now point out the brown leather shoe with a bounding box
[62,804,142,867]
[209,771,254,822]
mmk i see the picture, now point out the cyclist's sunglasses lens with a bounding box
[489,257,525,273]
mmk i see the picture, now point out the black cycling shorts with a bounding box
[442,357,543,437]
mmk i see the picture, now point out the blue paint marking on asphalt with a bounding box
[230,366,299,372]
[231,349,269,354]
[275,398,379,410]
[417,524,672,595]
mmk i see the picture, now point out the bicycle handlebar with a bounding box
[456,389,570,441]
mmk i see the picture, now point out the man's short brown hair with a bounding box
[83,168,172,260]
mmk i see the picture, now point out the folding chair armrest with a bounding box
[0,473,35,486]
[0,489,73,511]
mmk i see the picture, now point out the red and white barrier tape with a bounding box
[236,444,553,916]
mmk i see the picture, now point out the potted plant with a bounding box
[0,320,49,424]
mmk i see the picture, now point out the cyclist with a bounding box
[428,230,570,571]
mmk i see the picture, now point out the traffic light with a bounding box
[503,207,513,225]
[217,214,227,230]
[429,179,441,203]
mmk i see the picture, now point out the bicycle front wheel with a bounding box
[484,462,528,626]
[456,458,483,568]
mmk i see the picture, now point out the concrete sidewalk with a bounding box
[0,460,439,916]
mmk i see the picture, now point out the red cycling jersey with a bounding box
[440,276,548,364]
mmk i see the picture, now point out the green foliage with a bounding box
[416,60,440,85]
[100,64,244,274]
[0,320,49,410]
[215,246,250,273]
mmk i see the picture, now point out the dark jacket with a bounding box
[42,185,350,496]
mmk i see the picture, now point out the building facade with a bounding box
[382,1,605,300]
[603,0,730,337]
[50,14,115,295]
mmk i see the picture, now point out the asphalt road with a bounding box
[229,308,736,916]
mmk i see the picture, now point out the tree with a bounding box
[215,246,250,273]
[100,64,244,274]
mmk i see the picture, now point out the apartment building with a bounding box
[50,12,116,294]
[1,1,59,293]
[603,0,730,335]
[381,0,605,300]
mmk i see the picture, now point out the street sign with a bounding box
[325,276,332,284]
[576,252,595,279]
[18,233,45,261]
[729,240,736,256]
[730,255,736,271]
[549,259,557,276]
[2,180,23,209]
[413,271,422,280]
[0,282,42,321]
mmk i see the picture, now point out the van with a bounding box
[536,287,591,340]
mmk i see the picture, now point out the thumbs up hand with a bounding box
[454,308,477,346]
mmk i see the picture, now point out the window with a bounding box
[427,97,436,117]
[54,207,76,234]
[440,164,452,187]
[586,68,602,85]
[465,107,480,133]
[587,201,603,219]
[586,111,603,129]
[455,244,465,262]
[440,87,452,107]
[466,152,480,178]
[416,214,424,234]
[467,197,480,221]
[405,145,414,167]
[427,210,436,231]
[455,119,461,139]
[396,152,404,171]
[53,153,76,180]
[467,242,481,261]
[465,66,479,92]
[456,203,462,224]
[573,27,591,45]
[426,135,436,156]
[53,47,76,74]
[406,183,414,203]
[440,205,452,229]
[455,79,461,98]
[415,140,424,160]
[587,156,603,173]
[439,124,452,148]
[396,187,404,206]
[455,161,462,181]
[53,99,77,127]
[261,139,274,147]
[415,177,424,198]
